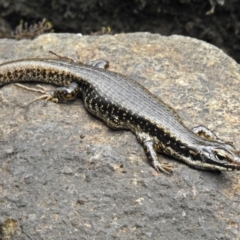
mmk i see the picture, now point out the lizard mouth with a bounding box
[226,156,240,171]
[215,158,240,171]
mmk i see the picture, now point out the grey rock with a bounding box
[0,33,240,240]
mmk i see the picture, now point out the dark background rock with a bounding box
[0,33,240,239]
[0,0,240,63]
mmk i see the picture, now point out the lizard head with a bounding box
[196,142,240,171]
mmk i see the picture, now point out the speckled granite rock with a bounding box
[0,33,240,240]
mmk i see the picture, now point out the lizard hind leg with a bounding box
[14,82,80,105]
[48,51,109,70]
[87,59,109,69]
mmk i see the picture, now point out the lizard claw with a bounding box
[14,83,58,105]
[153,161,173,175]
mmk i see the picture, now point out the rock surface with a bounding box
[0,33,240,239]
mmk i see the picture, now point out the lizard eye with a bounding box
[216,153,225,161]
[214,149,229,161]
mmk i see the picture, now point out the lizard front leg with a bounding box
[136,132,172,174]
[192,125,219,141]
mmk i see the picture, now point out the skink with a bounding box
[1,57,240,174]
